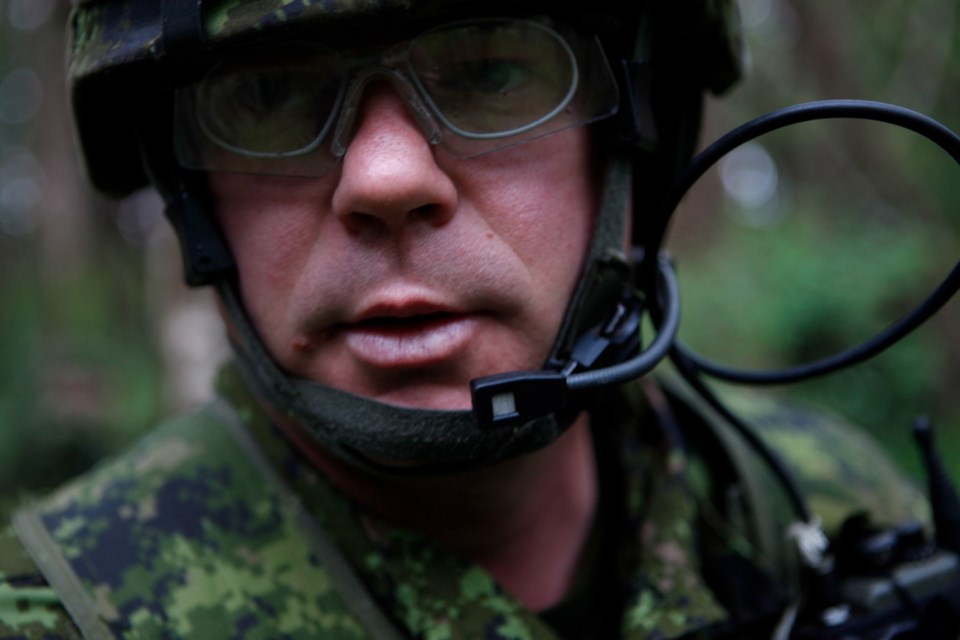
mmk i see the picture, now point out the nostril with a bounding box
[346,205,452,236]
[344,211,388,238]
[410,203,447,224]
[343,203,451,238]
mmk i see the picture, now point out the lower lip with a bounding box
[342,315,479,368]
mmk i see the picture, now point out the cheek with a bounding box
[465,134,597,284]
[206,175,342,359]
[209,175,331,289]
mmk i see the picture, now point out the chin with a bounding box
[371,384,474,412]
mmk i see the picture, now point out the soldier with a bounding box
[0,1,937,638]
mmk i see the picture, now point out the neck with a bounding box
[299,413,598,611]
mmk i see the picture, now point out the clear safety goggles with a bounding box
[172,17,620,177]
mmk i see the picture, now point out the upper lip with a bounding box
[353,301,463,324]
[302,281,491,337]
[326,291,481,335]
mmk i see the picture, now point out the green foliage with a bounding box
[0,246,162,520]
[674,191,960,481]
[673,0,960,486]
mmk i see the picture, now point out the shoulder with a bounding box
[654,375,927,534]
[720,388,928,532]
[0,403,244,639]
[5,399,374,639]
[643,377,931,632]
[0,526,81,639]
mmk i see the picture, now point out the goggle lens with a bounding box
[408,20,577,138]
[173,18,618,177]
[197,57,342,155]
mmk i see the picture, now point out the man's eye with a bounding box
[198,71,336,154]
[452,58,532,95]
[231,75,303,117]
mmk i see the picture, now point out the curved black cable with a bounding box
[642,99,960,385]
[676,260,960,384]
[634,100,960,529]
[669,345,814,524]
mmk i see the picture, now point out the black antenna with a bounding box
[912,416,960,554]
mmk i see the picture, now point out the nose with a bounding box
[331,85,458,236]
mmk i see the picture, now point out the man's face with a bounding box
[209,83,598,410]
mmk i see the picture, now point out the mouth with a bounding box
[353,311,463,333]
[339,308,480,368]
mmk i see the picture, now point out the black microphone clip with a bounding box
[471,293,644,430]
[471,370,569,430]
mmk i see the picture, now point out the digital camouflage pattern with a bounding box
[0,366,927,638]
[720,390,929,534]
[0,529,82,639]
[69,0,741,80]
[4,406,377,638]
[0,367,731,639]
[664,374,930,541]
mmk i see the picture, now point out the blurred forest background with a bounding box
[0,0,957,522]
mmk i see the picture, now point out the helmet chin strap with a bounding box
[219,279,564,474]
[212,152,636,474]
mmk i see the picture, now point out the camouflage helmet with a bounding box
[68,0,744,197]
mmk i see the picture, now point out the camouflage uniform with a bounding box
[0,367,925,639]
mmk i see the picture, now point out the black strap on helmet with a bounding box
[162,0,207,57]
[133,104,236,286]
